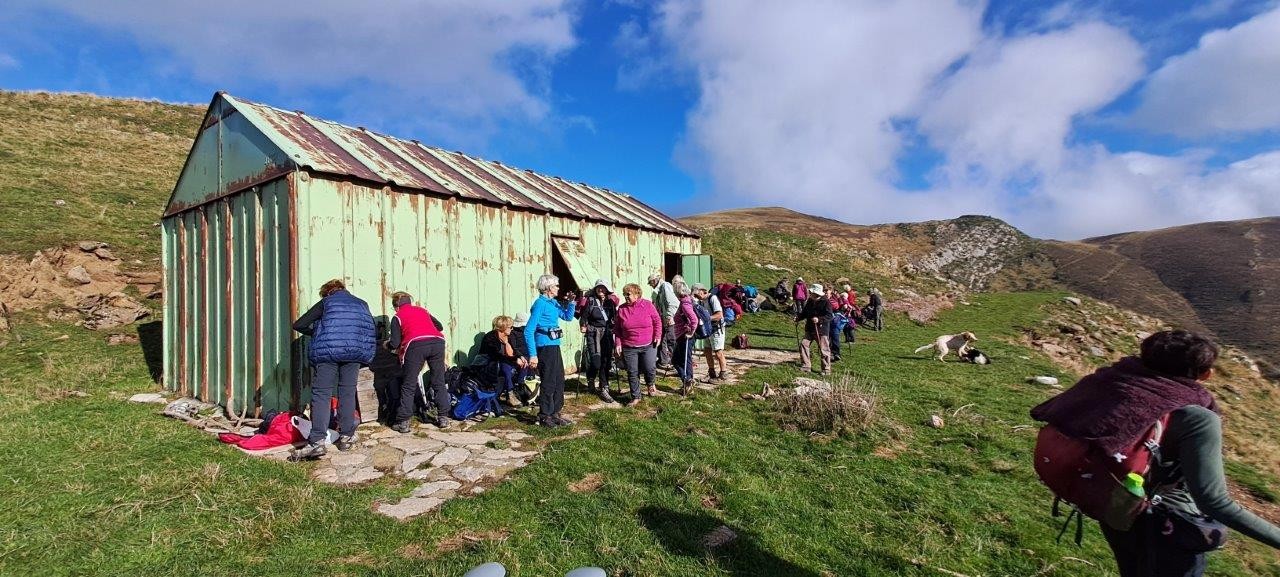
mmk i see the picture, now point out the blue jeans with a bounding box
[829,321,842,358]
[308,361,359,444]
[497,361,527,394]
[674,335,695,383]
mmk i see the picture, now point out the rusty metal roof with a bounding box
[220,93,698,238]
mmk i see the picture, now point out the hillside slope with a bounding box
[0,91,202,265]
[1046,218,1280,375]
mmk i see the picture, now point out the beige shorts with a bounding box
[702,327,725,351]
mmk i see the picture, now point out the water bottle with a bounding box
[1124,473,1145,497]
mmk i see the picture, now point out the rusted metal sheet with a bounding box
[215,93,698,238]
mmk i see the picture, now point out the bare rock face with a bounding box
[66,266,92,284]
[76,293,150,330]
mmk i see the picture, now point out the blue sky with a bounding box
[2,0,1279,240]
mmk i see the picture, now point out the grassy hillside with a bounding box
[1,91,1277,576]
[4,294,1279,576]
[1046,218,1280,376]
[0,91,202,265]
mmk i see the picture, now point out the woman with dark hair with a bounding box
[523,274,576,427]
[578,279,619,402]
[1031,330,1280,576]
[290,279,376,460]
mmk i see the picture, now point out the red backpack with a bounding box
[732,334,750,349]
[1032,414,1172,543]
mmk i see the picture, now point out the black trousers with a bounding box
[583,325,613,388]
[537,345,565,418]
[1101,516,1207,577]
[396,338,448,423]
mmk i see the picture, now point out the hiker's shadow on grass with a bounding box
[638,506,820,577]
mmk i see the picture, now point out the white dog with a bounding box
[913,331,977,362]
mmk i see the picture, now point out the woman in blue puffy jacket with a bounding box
[290,279,376,460]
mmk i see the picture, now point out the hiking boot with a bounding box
[679,381,693,397]
[537,415,557,428]
[390,420,412,434]
[598,389,615,403]
[436,417,453,429]
[625,397,641,407]
[553,413,574,426]
[334,433,357,451]
[290,442,327,461]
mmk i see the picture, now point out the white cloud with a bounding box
[0,53,18,70]
[919,22,1144,180]
[1133,5,1280,136]
[653,0,984,219]
[652,1,1280,240]
[9,0,577,144]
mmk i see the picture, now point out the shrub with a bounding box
[771,374,881,437]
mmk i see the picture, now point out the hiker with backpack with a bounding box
[771,278,790,307]
[1031,330,1280,576]
[386,291,452,432]
[795,283,833,375]
[840,304,858,344]
[612,282,662,404]
[289,279,377,460]
[649,273,679,370]
[830,306,849,362]
[672,281,700,396]
[577,279,620,403]
[693,284,728,382]
[524,274,577,428]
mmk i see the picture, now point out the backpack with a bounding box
[743,285,758,299]
[692,302,714,340]
[723,306,737,327]
[1032,414,1173,543]
[451,387,501,420]
[732,334,750,349]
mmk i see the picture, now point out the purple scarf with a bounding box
[1030,357,1217,455]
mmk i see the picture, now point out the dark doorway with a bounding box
[664,252,681,281]
[551,242,581,298]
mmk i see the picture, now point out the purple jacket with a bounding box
[613,298,661,348]
[673,295,699,337]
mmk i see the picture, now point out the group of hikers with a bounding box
[288,275,1279,576]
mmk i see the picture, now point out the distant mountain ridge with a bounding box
[683,207,1280,376]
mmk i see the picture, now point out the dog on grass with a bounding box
[913,331,977,362]
[962,348,990,365]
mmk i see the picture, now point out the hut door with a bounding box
[551,236,606,296]
[679,254,713,289]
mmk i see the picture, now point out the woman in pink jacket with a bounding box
[672,282,700,396]
[612,283,662,405]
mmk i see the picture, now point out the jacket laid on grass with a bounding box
[293,289,376,365]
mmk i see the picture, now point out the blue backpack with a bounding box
[723,306,737,327]
[743,285,758,299]
[692,302,714,339]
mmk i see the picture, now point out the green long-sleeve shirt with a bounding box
[1156,405,1280,548]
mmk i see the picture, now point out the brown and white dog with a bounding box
[913,331,977,362]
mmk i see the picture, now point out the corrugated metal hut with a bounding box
[162,92,709,414]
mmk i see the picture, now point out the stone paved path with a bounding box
[153,345,792,521]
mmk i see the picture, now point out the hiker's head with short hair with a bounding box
[674,282,691,298]
[492,315,513,332]
[390,291,413,308]
[536,274,560,295]
[319,279,345,298]
[648,274,662,287]
[1140,330,1218,380]
[622,283,643,302]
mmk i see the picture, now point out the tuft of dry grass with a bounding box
[771,374,882,437]
[435,528,511,555]
[567,472,605,493]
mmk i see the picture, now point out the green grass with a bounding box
[3,294,1278,576]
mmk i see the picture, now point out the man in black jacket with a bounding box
[795,283,833,375]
